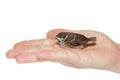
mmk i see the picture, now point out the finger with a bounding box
[14,39,58,49]
[6,39,58,58]
[15,47,67,63]
[14,39,45,48]
[6,49,25,58]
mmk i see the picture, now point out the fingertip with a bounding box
[6,49,15,58]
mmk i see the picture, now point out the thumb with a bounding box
[46,29,72,38]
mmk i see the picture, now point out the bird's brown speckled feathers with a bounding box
[56,32,96,48]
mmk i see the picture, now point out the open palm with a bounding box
[6,29,120,73]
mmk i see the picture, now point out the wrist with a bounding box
[109,63,120,73]
[108,48,120,73]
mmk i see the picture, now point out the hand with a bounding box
[6,29,120,73]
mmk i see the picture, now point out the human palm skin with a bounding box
[6,29,120,73]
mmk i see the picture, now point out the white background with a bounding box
[0,0,120,80]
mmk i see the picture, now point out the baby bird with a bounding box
[56,32,96,49]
